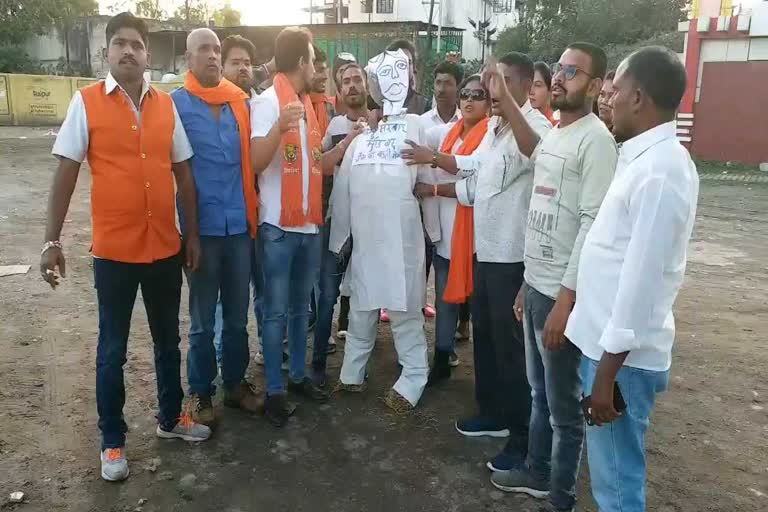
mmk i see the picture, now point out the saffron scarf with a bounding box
[183,73,258,238]
[274,73,324,227]
[441,117,490,304]
[309,92,332,137]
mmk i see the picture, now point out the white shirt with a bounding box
[419,106,460,132]
[424,123,462,259]
[52,73,193,164]
[565,122,699,372]
[454,103,553,264]
[250,86,318,234]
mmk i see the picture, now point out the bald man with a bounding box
[172,28,262,427]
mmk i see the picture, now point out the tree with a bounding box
[135,0,166,19]
[172,0,212,27]
[212,3,241,27]
[0,0,61,45]
[59,0,98,70]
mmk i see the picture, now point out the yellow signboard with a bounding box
[0,76,9,116]
[9,75,74,125]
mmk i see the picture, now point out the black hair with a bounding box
[338,62,364,80]
[274,27,313,73]
[458,74,488,95]
[498,52,535,82]
[566,42,608,79]
[605,70,616,81]
[533,61,552,90]
[387,39,417,63]
[106,12,149,47]
[434,61,464,85]
[222,35,255,63]
[313,45,327,64]
[623,46,687,113]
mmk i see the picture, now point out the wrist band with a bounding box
[431,151,438,168]
[41,240,62,255]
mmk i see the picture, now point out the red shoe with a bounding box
[423,304,436,318]
[380,309,391,323]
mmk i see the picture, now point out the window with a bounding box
[493,0,514,14]
[376,0,393,14]
[361,0,372,14]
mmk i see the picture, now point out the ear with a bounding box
[588,77,603,99]
[632,87,646,114]
[102,47,108,60]
[146,51,152,67]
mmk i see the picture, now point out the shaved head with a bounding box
[186,28,222,87]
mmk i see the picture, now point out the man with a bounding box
[450,54,551,466]
[172,28,262,427]
[332,52,357,116]
[310,45,335,138]
[311,63,368,386]
[41,12,210,482]
[488,43,618,512]
[566,46,698,512]
[598,70,615,131]
[251,27,330,427]
[331,49,430,412]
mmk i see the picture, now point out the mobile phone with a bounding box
[581,382,627,426]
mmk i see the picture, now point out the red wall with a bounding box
[691,61,768,165]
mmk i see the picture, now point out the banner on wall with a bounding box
[10,75,73,125]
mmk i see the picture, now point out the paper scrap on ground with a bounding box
[0,265,31,277]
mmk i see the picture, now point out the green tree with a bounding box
[0,0,61,45]
[212,3,241,27]
[135,0,166,19]
[172,0,212,27]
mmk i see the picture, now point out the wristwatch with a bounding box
[431,151,439,168]
[41,240,63,255]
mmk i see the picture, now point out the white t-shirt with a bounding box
[250,86,318,234]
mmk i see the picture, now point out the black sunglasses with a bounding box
[459,88,488,101]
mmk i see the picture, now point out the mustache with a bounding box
[119,56,137,65]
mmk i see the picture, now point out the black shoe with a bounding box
[427,350,452,387]
[264,394,296,427]
[288,377,330,403]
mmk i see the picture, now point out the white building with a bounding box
[345,0,519,60]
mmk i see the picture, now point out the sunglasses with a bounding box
[550,62,594,81]
[459,88,488,101]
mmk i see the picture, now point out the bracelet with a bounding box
[431,151,439,168]
[41,240,62,255]
[433,184,439,197]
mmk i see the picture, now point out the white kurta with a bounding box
[329,114,428,313]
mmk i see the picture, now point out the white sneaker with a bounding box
[100,448,129,482]
[156,417,211,442]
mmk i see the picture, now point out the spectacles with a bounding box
[550,62,594,81]
[459,88,488,102]
[336,52,356,63]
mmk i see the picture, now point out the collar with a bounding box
[620,121,677,163]
[429,105,460,124]
[249,88,258,98]
[105,72,151,99]
[519,99,534,116]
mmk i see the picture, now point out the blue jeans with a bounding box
[433,254,463,353]
[581,356,669,512]
[213,239,264,362]
[259,223,322,395]
[187,233,252,396]
[93,254,183,449]
[523,284,584,510]
[312,221,344,375]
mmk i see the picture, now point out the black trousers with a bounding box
[471,259,531,442]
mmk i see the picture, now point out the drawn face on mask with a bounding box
[367,49,410,114]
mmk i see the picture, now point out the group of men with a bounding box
[39,11,699,512]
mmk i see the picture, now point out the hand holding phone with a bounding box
[581,381,626,426]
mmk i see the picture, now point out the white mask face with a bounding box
[367,49,410,115]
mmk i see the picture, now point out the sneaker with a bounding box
[423,304,436,318]
[333,381,367,393]
[326,336,337,355]
[223,380,264,414]
[100,448,129,482]
[379,309,390,323]
[383,389,415,414]
[455,416,510,438]
[455,320,471,341]
[490,468,550,499]
[264,393,297,427]
[156,412,211,442]
[486,449,525,472]
[189,393,215,426]
[449,351,460,367]
[336,330,348,340]
[288,377,330,403]
[255,351,289,371]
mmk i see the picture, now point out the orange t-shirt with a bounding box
[80,82,180,263]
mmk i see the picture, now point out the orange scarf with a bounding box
[441,117,490,304]
[274,73,324,227]
[310,92,331,137]
[183,73,258,238]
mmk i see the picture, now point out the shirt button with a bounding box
[145,181,150,188]
[131,125,137,131]
[147,210,152,217]
[141,153,146,159]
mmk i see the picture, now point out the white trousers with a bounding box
[340,309,429,406]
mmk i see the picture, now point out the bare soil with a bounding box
[0,128,766,512]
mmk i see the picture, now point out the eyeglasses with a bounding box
[550,62,594,81]
[336,52,356,63]
[459,88,488,102]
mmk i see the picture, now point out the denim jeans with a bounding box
[433,254,466,353]
[259,223,322,395]
[213,238,264,363]
[471,259,530,440]
[523,284,584,511]
[93,254,183,449]
[312,221,345,375]
[581,356,669,512]
[187,233,252,396]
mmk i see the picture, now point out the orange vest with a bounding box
[81,82,181,263]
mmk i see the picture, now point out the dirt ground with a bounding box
[0,127,766,512]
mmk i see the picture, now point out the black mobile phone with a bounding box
[581,382,627,426]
